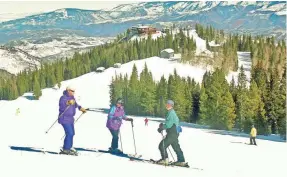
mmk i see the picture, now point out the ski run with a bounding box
[0,56,286,177]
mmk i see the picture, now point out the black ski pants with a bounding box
[159,133,185,162]
[250,137,257,145]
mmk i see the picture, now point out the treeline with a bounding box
[196,23,286,76]
[193,24,238,73]
[110,63,286,137]
[0,30,196,100]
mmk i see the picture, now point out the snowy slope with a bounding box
[0,57,286,177]
[16,36,112,58]
[228,52,252,84]
[0,36,113,74]
[187,29,212,56]
[0,48,40,74]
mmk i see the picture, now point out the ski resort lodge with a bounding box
[160,48,174,58]
[160,48,181,61]
[130,25,157,35]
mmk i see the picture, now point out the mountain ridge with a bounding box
[0,1,285,44]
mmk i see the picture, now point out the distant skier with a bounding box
[145,118,148,126]
[157,100,186,166]
[15,108,20,116]
[106,98,133,154]
[58,85,87,155]
[250,125,257,146]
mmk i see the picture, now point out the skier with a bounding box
[145,118,148,126]
[106,98,133,154]
[58,85,87,155]
[15,108,20,116]
[157,100,186,166]
[250,125,257,146]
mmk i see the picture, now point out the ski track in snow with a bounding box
[0,56,286,177]
[227,52,252,84]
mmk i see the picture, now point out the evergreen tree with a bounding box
[277,69,286,137]
[156,76,168,117]
[33,75,42,99]
[191,83,201,123]
[126,64,140,114]
[200,69,236,130]
[139,63,156,116]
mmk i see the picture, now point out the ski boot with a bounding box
[155,159,169,165]
[171,161,189,167]
[108,147,123,154]
[59,149,78,156]
[70,148,79,156]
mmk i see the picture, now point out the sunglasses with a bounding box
[69,90,75,92]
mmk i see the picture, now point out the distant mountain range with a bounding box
[0,1,285,44]
[0,36,112,74]
[0,1,286,75]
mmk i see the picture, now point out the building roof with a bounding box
[137,26,150,29]
[96,67,105,70]
[161,48,174,53]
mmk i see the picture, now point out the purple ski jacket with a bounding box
[106,105,127,130]
[58,90,81,124]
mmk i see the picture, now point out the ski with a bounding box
[128,153,142,158]
[129,157,202,170]
[96,149,142,158]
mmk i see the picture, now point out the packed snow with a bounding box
[0,56,286,177]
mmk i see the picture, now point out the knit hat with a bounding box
[66,85,76,92]
[167,100,174,107]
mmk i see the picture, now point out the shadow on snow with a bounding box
[9,146,58,154]
[86,108,285,143]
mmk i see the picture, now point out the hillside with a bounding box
[0,56,285,177]
[0,36,113,74]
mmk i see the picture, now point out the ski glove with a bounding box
[80,107,87,113]
[66,100,75,105]
[157,123,163,133]
[125,118,133,122]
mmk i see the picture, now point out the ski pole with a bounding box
[119,130,123,152]
[86,108,101,112]
[61,112,85,140]
[45,105,70,134]
[161,132,167,167]
[161,132,175,162]
[131,120,137,155]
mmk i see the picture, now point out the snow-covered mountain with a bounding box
[0,54,285,177]
[0,36,113,74]
[0,1,285,75]
[0,1,285,43]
